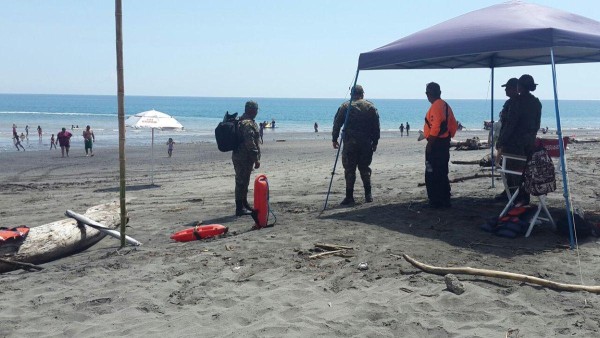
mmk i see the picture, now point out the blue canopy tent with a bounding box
[327,1,600,248]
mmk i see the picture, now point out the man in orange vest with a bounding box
[423,82,458,208]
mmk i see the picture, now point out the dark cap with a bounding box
[245,101,258,110]
[62,127,66,131]
[352,85,364,95]
[518,74,538,91]
[501,78,518,88]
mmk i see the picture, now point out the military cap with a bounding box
[501,78,518,88]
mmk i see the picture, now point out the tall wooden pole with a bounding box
[115,0,127,247]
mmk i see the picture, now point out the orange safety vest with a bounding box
[423,99,457,139]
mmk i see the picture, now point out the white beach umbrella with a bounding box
[125,109,183,184]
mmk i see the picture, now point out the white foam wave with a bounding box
[0,111,116,117]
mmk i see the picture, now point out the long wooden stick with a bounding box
[309,250,343,259]
[417,173,499,187]
[403,254,600,293]
[451,160,480,165]
[314,243,353,251]
[0,258,43,271]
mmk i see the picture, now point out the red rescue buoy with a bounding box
[253,174,269,228]
[170,224,228,242]
[0,226,30,242]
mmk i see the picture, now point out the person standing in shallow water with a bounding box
[406,122,410,136]
[232,101,261,216]
[332,85,380,205]
[399,123,404,137]
[57,127,73,158]
[82,125,95,156]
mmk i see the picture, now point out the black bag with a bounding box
[215,112,239,152]
[523,147,556,196]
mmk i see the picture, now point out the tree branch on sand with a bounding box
[403,254,600,294]
[417,173,499,187]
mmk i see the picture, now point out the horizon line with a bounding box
[0,92,598,101]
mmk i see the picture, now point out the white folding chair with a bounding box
[497,153,556,237]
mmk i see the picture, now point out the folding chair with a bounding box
[498,137,569,237]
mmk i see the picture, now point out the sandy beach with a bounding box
[1,130,600,337]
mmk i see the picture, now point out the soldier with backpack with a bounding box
[232,101,261,216]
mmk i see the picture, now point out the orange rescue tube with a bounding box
[0,226,30,242]
[253,174,269,228]
[170,224,228,242]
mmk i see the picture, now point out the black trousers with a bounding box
[425,137,451,206]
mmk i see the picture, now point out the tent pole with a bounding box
[151,128,155,185]
[550,48,575,249]
[490,66,495,188]
[323,67,360,211]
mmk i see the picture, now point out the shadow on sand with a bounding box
[320,196,571,258]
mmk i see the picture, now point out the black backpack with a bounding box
[215,112,240,152]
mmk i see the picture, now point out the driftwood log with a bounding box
[0,202,123,273]
[403,254,600,294]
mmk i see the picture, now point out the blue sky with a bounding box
[1,0,599,99]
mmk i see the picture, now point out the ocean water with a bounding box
[1,94,599,152]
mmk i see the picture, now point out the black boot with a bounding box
[364,185,373,203]
[235,200,253,216]
[340,189,355,206]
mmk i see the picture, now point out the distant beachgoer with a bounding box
[399,123,404,137]
[259,122,264,144]
[314,122,319,133]
[271,119,276,128]
[12,124,18,139]
[57,127,73,158]
[20,132,26,142]
[406,122,410,136]
[71,125,74,130]
[25,125,29,138]
[37,125,42,140]
[50,134,57,150]
[167,137,175,157]
[82,125,95,156]
[14,136,25,151]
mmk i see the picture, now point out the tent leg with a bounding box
[490,66,495,188]
[323,67,360,211]
[151,128,154,185]
[550,48,575,249]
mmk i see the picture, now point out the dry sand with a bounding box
[1,130,600,337]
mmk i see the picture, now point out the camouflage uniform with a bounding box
[497,92,541,202]
[232,115,261,203]
[332,97,380,202]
